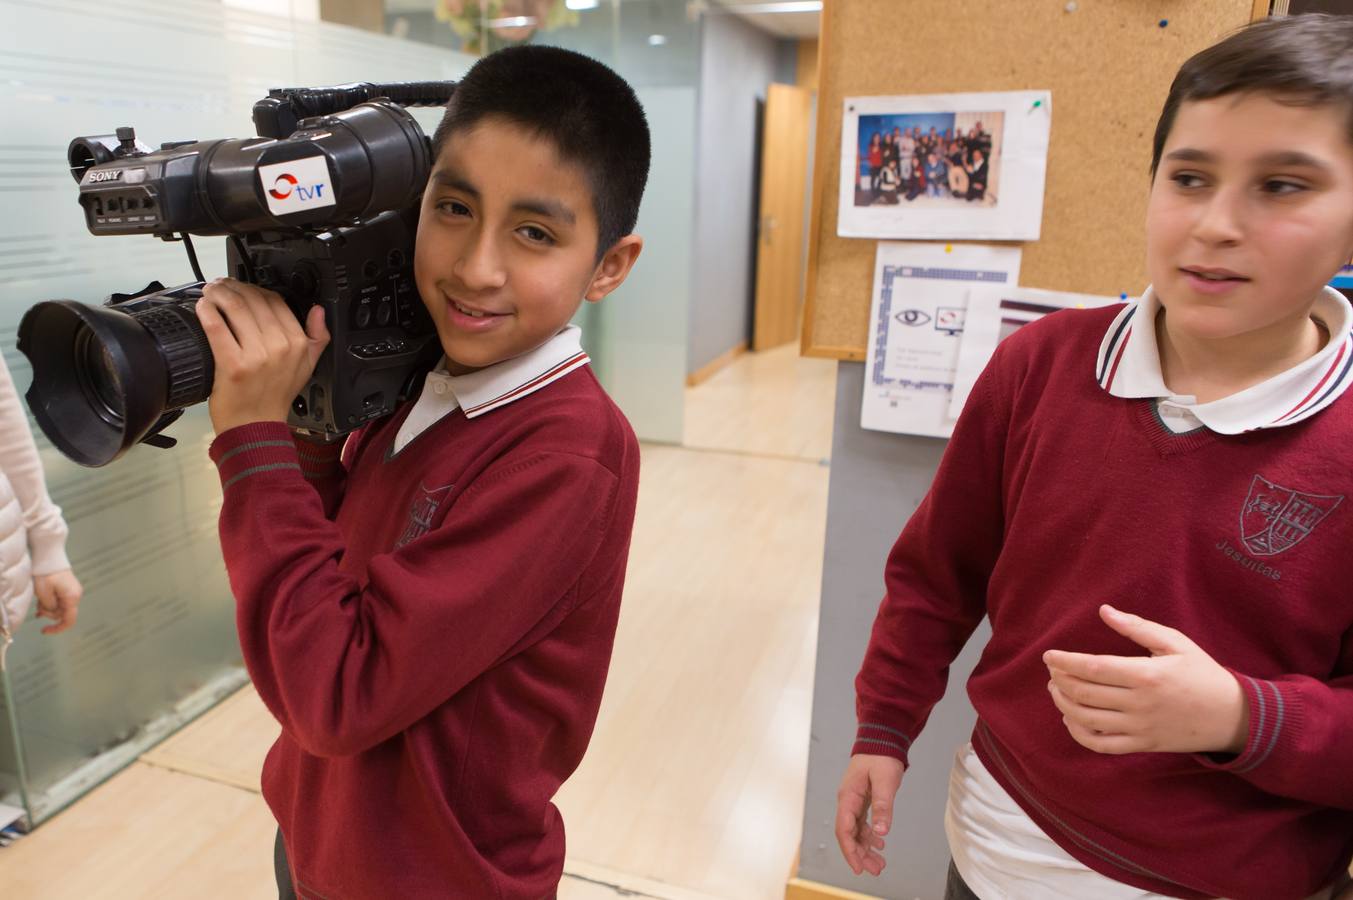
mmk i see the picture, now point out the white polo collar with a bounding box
[393,325,589,454]
[438,324,589,418]
[1095,285,1353,434]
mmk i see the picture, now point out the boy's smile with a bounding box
[415,117,614,375]
[1146,92,1353,348]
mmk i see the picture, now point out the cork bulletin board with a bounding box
[801,0,1265,360]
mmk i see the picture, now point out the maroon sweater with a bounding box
[209,366,639,899]
[854,306,1353,899]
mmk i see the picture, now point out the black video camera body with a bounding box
[18,82,456,467]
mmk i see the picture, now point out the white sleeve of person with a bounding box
[0,352,70,640]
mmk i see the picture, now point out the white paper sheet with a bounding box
[861,242,1022,437]
[0,801,23,831]
[948,286,1125,419]
[837,91,1051,241]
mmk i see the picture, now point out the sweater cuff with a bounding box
[209,422,306,490]
[1194,670,1299,775]
[27,517,71,575]
[852,720,914,766]
[291,432,345,482]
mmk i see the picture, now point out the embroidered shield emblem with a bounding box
[1240,474,1343,557]
[395,482,454,549]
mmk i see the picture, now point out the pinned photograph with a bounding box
[852,112,1002,209]
[837,91,1051,241]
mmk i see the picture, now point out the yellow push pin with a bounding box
[945,244,953,253]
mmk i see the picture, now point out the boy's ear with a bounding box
[584,235,644,303]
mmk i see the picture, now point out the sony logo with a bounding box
[87,170,124,183]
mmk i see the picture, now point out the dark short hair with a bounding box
[432,45,651,260]
[1151,14,1353,177]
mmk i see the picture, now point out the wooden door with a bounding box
[752,83,813,352]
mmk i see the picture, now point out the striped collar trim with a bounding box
[1095,286,1353,434]
[437,325,590,419]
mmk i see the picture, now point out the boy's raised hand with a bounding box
[196,278,330,436]
[1044,605,1249,756]
[834,753,905,876]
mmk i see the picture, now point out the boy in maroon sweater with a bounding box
[192,46,647,899]
[836,16,1353,900]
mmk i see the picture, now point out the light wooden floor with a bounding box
[0,344,838,900]
[683,342,837,463]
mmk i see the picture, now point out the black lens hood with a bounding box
[17,300,170,467]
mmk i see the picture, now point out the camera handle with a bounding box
[252,81,457,140]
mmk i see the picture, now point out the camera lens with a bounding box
[74,328,125,426]
[17,290,212,467]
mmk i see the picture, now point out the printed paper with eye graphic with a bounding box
[861,241,1021,437]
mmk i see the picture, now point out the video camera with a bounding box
[17,81,456,467]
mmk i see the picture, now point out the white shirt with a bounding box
[392,325,589,454]
[947,743,1173,900]
[947,744,1346,900]
[948,286,1353,898]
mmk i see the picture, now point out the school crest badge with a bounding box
[1240,474,1342,557]
[395,482,454,549]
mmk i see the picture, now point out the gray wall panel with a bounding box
[688,13,779,375]
[798,362,990,900]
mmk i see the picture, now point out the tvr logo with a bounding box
[268,173,326,202]
[259,157,337,215]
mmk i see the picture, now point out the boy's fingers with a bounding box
[196,296,242,359]
[854,813,886,851]
[244,286,308,359]
[834,800,865,873]
[868,762,904,836]
[1043,649,1147,687]
[859,847,887,876]
[201,280,265,351]
[1062,715,1139,755]
[1099,604,1193,656]
[305,305,331,367]
[257,293,298,346]
[305,304,330,342]
[834,771,873,874]
[1049,682,1133,734]
[1048,670,1132,711]
[869,798,893,837]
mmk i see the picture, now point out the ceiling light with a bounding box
[487,15,537,28]
[721,1,822,12]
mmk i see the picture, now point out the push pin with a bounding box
[1159,18,1169,28]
